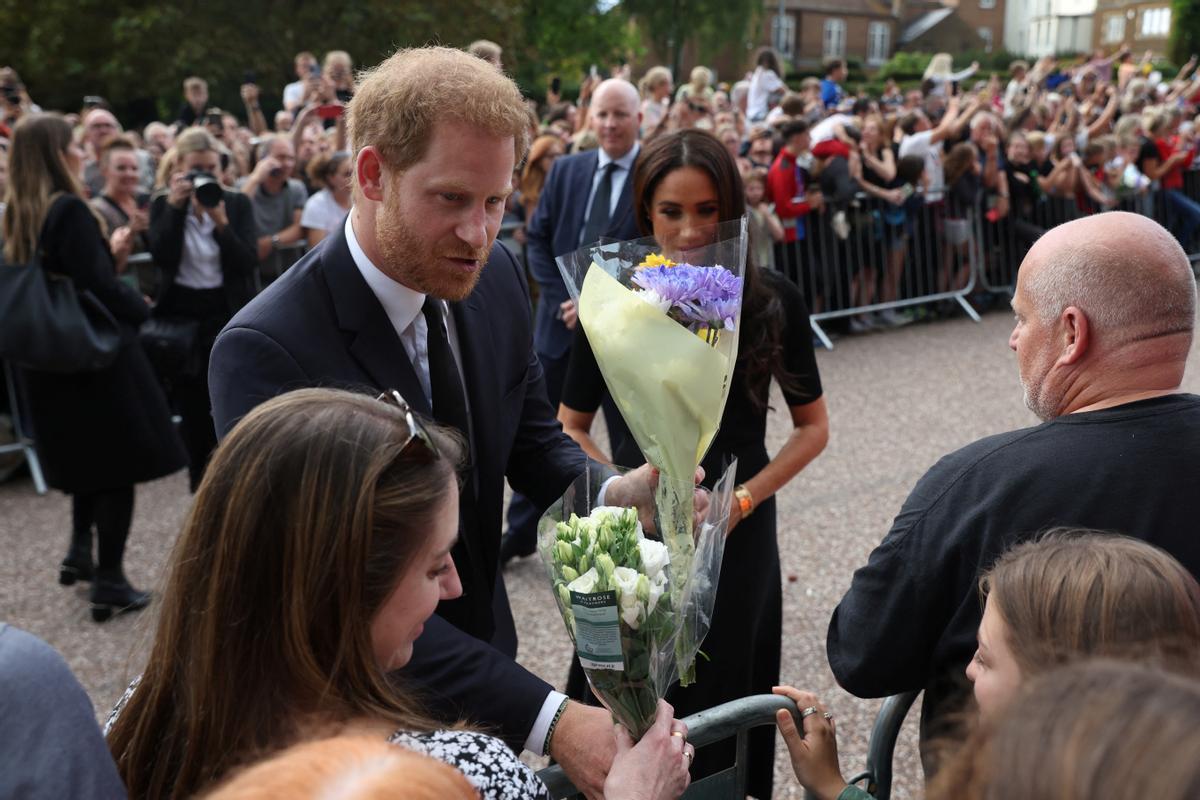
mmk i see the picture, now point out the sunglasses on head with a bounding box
[376,390,440,458]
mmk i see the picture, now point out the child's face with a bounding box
[745,180,764,206]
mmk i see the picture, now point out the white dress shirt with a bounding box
[344,214,568,755]
[580,143,641,245]
[176,208,224,290]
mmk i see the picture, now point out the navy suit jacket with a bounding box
[209,224,606,748]
[526,148,641,361]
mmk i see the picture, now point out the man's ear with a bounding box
[356,146,386,202]
[1058,305,1090,365]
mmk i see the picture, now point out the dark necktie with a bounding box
[420,297,471,444]
[581,162,617,246]
[420,297,494,638]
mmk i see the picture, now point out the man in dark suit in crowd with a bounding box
[501,79,643,564]
[209,47,662,797]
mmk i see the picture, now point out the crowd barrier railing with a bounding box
[781,172,1200,350]
[536,694,799,799]
[775,189,982,350]
[1,360,47,494]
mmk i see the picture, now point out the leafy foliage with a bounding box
[622,0,760,80]
[1169,0,1200,67]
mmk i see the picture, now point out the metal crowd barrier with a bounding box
[0,360,47,494]
[777,189,982,350]
[975,179,1200,296]
[780,171,1200,350]
[536,694,799,799]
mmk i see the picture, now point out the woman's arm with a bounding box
[214,192,259,278]
[728,397,829,531]
[557,404,611,464]
[51,197,149,325]
[860,145,895,183]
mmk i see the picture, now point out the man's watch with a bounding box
[271,234,280,250]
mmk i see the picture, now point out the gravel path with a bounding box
[6,307,1199,798]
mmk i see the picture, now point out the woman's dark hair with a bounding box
[896,154,926,185]
[632,129,803,408]
[755,48,782,77]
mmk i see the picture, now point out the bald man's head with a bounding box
[1021,212,1195,346]
[590,79,641,159]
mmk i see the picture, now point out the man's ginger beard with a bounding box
[375,180,492,302]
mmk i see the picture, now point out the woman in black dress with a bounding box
[2,113,186,620]
[558,129,830,798]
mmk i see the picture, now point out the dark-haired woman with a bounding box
[1,113,185,620]
[105,388,692,800]
[558,128,829,799]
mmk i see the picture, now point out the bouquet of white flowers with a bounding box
[540,469,735,738]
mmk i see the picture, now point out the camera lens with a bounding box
[187,170,223,208]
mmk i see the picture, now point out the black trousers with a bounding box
[154,285,231,492]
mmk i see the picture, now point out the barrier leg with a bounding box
[3,361,47,495]
[810,318,835,351]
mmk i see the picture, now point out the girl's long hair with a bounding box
[108,388,464,799]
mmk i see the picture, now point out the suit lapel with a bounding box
[569,150,601,243]
[321,229,430,414]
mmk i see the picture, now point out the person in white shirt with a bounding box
[897,95,967,201]
[283,52,317,112]
[301,150,352,247]
[747,48,786,122]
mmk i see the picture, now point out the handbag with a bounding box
[0,251,121,373]
[139,315,200,380]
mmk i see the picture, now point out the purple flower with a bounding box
[631,264,743,333]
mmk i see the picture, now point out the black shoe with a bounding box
[59,551,95,586]
[90,573,151,623]
[499,532,537,566]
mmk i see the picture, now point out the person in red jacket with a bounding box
[767,119,823,293]
[1142,109,1200,249]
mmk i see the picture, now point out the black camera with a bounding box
[186,170,223,208]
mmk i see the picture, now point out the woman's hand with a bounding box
[109,226,134,273]
[128,208,149,234]
[167,171,192,209]
[773,687,847,800]
[205,200,229,230]
[603,700,692,800]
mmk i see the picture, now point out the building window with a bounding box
[1103,14,1126,43]
[867,22,890,65]
[980,0,995,8]
[1140,7,1170,38]
[771,13,796,59]
[823,18,846,59]
[978,27,993,52]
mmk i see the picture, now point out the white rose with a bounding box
[637,539,670,578]
[567,567,600,595]
[611,567,644,628]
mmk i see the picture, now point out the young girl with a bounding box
[773,531,1200,799]
[743,167,784,270]
[300,149,352,246]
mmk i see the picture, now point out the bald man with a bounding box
[502,80,643,563]
[828,212,1200,757]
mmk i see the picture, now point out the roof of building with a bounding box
[900,7,955,42]
[785,0,896,16]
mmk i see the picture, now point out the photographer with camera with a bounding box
[149,127,256,491]
[236,134,306,271]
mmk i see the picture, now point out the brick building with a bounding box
[1092,0,1172,55]
[764,0,902,71]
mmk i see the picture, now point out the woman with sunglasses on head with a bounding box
[558,129,830,799]
[106,387,693,800]
[2,113,185,621]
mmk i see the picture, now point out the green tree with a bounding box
[1169,0,1200,66]
[622,0,760,79]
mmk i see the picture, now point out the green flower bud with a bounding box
[578,553,591,575]
[554,540,575,566]
[561,565,580,583]
[596,553,616,580]
[579,527,592,550]
[556,521,573,541]
[556,583,571,608]
[636,574,651,605]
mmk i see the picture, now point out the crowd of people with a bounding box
[2,37,1200,800]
